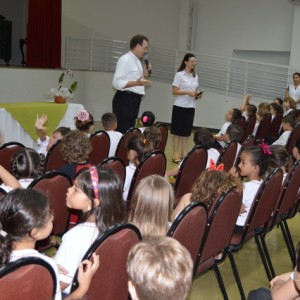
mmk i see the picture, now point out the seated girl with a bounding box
[128,175,174,236]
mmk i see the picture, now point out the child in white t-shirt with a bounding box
[101,112,122,157]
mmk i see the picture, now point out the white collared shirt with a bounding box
[173,70,199,108]
[113,51,145,95]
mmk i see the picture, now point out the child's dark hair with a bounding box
[242,146,269,177]
[74,167,126,234]
[0,189,51,267]
[270,103,283,115]
[101,113,117,131]
[274,98,283,106]
[193,128,213,150]
[226,124,244,143]
[268,145,293,174]
[247,104,257,117]
[143,126,162,150]
[283,115,297,129]
[54,126,71,136]
[232,108,242,123]
[74,109,94,132]
[11,148,44,179]
[126,134,153,165]
[60,130,92,163]
[141,111,155,127]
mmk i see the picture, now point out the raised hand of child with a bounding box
[35,114,48,131]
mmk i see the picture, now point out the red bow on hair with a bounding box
[258,143,272,155]
[209,159,224,171]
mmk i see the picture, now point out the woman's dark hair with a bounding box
[293,72,300,79]
[178,53,196,77]
[193,128,213,150]
[126,134,153,165]
[242,146,269,177]
[232,108,242,123]
[74,167,126,234]
[11,148,44,179]
[60,130,92,163]
[141,111,155,127]
[0,189,50,267]
[274,98,283,106]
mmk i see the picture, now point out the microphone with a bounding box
[144,54,151,76]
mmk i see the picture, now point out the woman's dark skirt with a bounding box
[170,105,195,137]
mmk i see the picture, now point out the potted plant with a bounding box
[50,69,77,103]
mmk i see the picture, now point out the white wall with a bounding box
[194,0,294,58]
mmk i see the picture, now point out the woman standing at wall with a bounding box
[285,72,300,110]
[170,53,202,163]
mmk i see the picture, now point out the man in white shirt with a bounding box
[112,35,152,134]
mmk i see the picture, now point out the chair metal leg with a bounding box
[280,221,296,266]
[228,249,246,300]
[282,220,296,262]
[254,235,273,281]
[259,233,276,279]
[213,264,229,300]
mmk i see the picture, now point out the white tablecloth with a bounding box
[0,103,84,150]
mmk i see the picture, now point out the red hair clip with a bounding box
[209,159,224,171]
[258,143,272,155]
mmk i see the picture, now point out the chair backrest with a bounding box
[0,142,25,173]
[286,122,300,155]
[242,134,255,149]
[270,160,300,228]
[98,156,126,186]
[234,116,246,129]
[217,141,237,172]
[115,127,141,165]
[127,150,167,203]
[155,122,168,152]
[0,257,56,300]
[174,146,207,200]
[28,171,72,235]
[196,189,243,275]
[254,114,272,142]
[89,130,110,165]
[269,113,283,138]
[231,168,283,246]
[71,223,142,300]
[0,187,7,199]
[167,202,207,274]
[241,115,257,143]
[44,140,66,172]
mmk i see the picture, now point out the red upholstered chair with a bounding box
[28,171,72,235]
[228,168,283,299]
[70,223,142,300]
[174,146,207,202]
[115,127,141,166]
[44,140,66,172]
[155,122,168,152]
[167,202,207,274]
[0,141,25,173]
[196,189,243,299]
[286,122,300,155]
[127,150,166,205]
[216,141,237,172]
[89,130,110,165]
[0,257,56,300]
[241,115,256,143]
[98,156,126,186]
[268,113,283,140]
[254,114,272,144]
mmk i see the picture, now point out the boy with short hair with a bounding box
[101,112,122,157]
[273,115,297,146]
[127,236,193,300]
